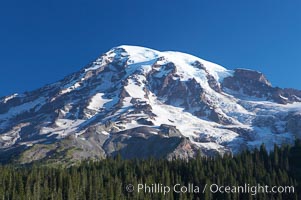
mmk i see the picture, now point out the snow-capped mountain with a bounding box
[1,45,301,164]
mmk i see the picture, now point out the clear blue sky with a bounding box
[1,0,301,97]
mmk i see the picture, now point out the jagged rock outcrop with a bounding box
[222,68,301,104]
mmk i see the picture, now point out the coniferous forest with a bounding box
[0,141,300,200]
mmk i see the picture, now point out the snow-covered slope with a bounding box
[1,45,301,164]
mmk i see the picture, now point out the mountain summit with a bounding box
[1,45,301,164]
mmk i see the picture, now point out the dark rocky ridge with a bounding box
[222,68,301,104]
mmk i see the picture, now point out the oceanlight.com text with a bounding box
[125,183,295,196]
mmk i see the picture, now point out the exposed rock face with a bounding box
[102,126,188,159]
[0,45,301,164]
[222,69,272,99]
[159,124,182,137]
[222,68,301,104]
[166,138,198,160]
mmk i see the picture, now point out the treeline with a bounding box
[0,140,301,200]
